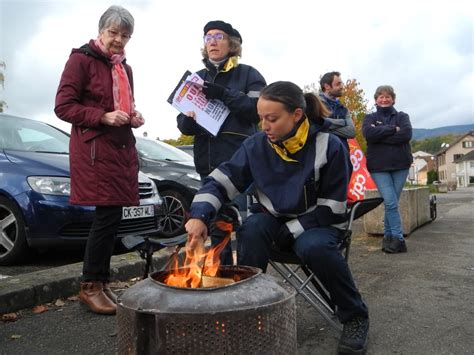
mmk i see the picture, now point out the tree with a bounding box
[339,79,370,151]
[0,61,6,113]
[304,78,370,151]
[163,134,194,146]
[427,170,438,184]
[411,134,461,154]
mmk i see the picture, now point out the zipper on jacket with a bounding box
[220,131,251,137]
[207,139,211,173]
[303,185,308,210]
[90,140,96,166]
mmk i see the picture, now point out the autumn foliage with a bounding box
[163,134,194,147]
[339,79,370,152]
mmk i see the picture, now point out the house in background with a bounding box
[454,150,474,187]
[412,151,435,185]
[434,131,474,189]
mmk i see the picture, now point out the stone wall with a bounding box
[363,187,432,236]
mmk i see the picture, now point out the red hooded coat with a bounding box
[55,40,139,206]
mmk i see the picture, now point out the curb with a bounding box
[0,249,172,314]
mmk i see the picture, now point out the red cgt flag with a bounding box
[347,138,376,202]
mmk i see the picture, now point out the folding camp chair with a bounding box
[122,233,188,279]
[268,197,384,332]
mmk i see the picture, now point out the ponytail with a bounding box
[304,93,330,125]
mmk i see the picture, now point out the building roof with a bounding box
[435,131,474,156]
[413,151,432,158]
[454,150,474,163]
[414,158,428,170]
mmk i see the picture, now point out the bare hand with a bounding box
[185,218,208,250]
[100,110,130,126]
[130,111,145,128]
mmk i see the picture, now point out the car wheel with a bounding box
[157,189,190,238]
[0,196,29,265]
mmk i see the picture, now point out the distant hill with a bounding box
[412,124,474,141]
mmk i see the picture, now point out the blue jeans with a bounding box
[371,169,409,240]
[237,213,368,323]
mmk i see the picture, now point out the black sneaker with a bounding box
[382,236,392,252]
[338,316,369,354]
[385,238,407,253]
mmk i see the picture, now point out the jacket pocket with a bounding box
[79,127,105,143]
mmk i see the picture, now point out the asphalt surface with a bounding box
[0,187,473,354]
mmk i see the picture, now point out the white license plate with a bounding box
[122,205,154,220]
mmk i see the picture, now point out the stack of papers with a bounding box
[168,71,230,136]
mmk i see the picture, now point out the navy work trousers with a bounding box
[237,213,368,323]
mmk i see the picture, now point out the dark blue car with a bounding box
[0,114,163,265]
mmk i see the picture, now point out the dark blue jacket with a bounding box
[190,121,350,238]
[177,58,266,176]
[318,93,355,140]
[362,106,413,172]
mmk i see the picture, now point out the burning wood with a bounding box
[163,221,234,288]
[201,275,235,288]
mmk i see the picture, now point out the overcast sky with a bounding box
[1,0,473,139]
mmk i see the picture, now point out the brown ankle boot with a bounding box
[103,283,118,304]
[79,281,116,315]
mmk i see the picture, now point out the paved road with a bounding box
[0,187,473,354]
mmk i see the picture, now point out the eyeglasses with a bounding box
[203,33,226,43]
[106,29,131,41]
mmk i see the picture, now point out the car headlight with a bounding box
[27,176,71,196]
[186,172,201,181]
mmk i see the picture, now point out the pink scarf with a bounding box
[95,38,134,115]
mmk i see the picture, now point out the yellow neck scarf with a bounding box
[269,116,310,162]
[222,56,239,72]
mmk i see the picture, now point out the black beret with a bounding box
[203,20,242,43]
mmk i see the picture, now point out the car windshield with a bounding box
[136,137,193,162]
[0,115,69,153]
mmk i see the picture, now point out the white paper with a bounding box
[169,72,230,136]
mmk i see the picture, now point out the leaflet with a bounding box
[168,72,230,136]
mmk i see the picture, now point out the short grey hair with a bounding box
[98,5,134,34]
[200,35,242,60]
[374,85,396,100]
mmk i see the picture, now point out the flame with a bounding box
[164,221,233,288]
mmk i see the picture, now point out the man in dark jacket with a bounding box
[177,20,266,264]
[319,71,355,151]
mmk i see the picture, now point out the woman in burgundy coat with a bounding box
[55,5,144,315]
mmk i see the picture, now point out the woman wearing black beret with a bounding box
[177,20,266,264]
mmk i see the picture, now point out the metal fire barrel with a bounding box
[117,265,296,354]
